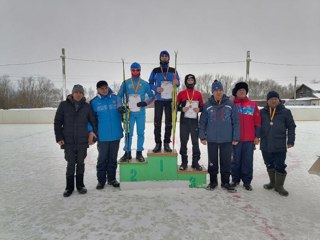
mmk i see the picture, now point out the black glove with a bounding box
[117,106,127,113]
[137,101,147,107]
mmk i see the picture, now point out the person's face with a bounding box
[72,91,84,101]
[267,97,280,108]
[236,88,247,99]
[97,86,109,96]
[131,68,141,78]
[160,54,169,63]
[213,89,224,100]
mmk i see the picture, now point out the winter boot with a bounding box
[206,175,218,191]
[263,169,275,190]
[136,151,145,162]
[221,174,236,192]
[163,142,172,152]
[96,182,105,190]
[63,175,74,197]
[120,151,132,162]
[275,172,289,196]
[108,180,120,188]
[179,156,188,170]
[191,162,203,171]
[152,143,162,153]
[76,174,87,194]
[243,184,253,191]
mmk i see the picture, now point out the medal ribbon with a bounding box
[160,66,169,81]
[131,77,141,93]
[269,107,276,123]
[186,89,195,104]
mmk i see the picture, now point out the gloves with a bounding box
[137,101,147,107]
[117,106,127,113]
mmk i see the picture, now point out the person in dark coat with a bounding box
[260,91,296,196]
[199,80,240,191]
[54,84,97,197]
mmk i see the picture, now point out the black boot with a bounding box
[221,174,236,192]
[264,169,275,190]
[76,174,87,194]
[120,151,132,162]
[163,142,172,152]
[153,143,162,153]
[206,175,218,191]
[136,151,145,162]
[179,156,188,170]
[275,172,289,196]
[108,180,120,188]
[63,175,74,197]
[191,161,203,171]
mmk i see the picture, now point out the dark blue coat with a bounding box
[260,103,296,152]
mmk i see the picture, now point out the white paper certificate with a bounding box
[184,100,199,119]
[128,94,141,112]
[161,81,173,99]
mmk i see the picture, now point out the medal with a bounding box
[270,121,273,126]
[269,107,276,125]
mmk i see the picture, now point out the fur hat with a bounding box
[211,80,223,92]
[96,80,108,89]
[72,84,84,94]
[267,91,280,100]
[232,82,248,96]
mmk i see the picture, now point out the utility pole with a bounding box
[61,48,67,100]
[246,51,251,82]
[294,76,297,101]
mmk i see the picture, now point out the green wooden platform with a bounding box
[119,150,207,188]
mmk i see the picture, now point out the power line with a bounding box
[0,59,60,67]
[252,61,320,67]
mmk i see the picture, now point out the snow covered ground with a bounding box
[1,122,320,240]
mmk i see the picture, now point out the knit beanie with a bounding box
[211,80,223,92]
[96,80,108,88]
[267,91,280,100]
[232,82,248,96]
[72,84,84,94]
[130,62,141,69]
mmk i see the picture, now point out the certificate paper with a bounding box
[128,94,141,112]
[161,81,173,99]
[184,101,199,119]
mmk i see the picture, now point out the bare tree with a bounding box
[0,75,14,109]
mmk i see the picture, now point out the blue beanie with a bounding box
[159,50,170,60]
[211,80,223,92]
[130,62,141,69]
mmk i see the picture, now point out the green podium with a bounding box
[119,150,207,188]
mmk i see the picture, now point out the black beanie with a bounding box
[96,80,108,88]
[232,82,248,96]
[267,91,280,100]
[184,74,196,85]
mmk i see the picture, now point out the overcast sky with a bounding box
[1,0,320,91]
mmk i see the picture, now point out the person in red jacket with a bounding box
[177,74,204,170]
[231,82,261,190]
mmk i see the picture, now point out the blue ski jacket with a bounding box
[199,95,240,143]
[148,63,180,101]
[89,89,123,142]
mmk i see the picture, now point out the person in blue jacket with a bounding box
[199,80,240,192]
[117,62,154,162]
[149,50,180,153]
[89,80,123,189]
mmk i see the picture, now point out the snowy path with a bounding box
[0,122,320,240]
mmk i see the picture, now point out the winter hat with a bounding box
[267,91,280,100]
[96,80,108,88]
[232,82,248,96]
[72,84,84,94]
[159,50,170,60]
[184,74,196,85]
[130,62,141,69]
[211,80,223,92]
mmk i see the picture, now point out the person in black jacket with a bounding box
[260,91,296,196]
[54,84,97,197]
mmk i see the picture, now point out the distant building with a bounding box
[286,83,320,106]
